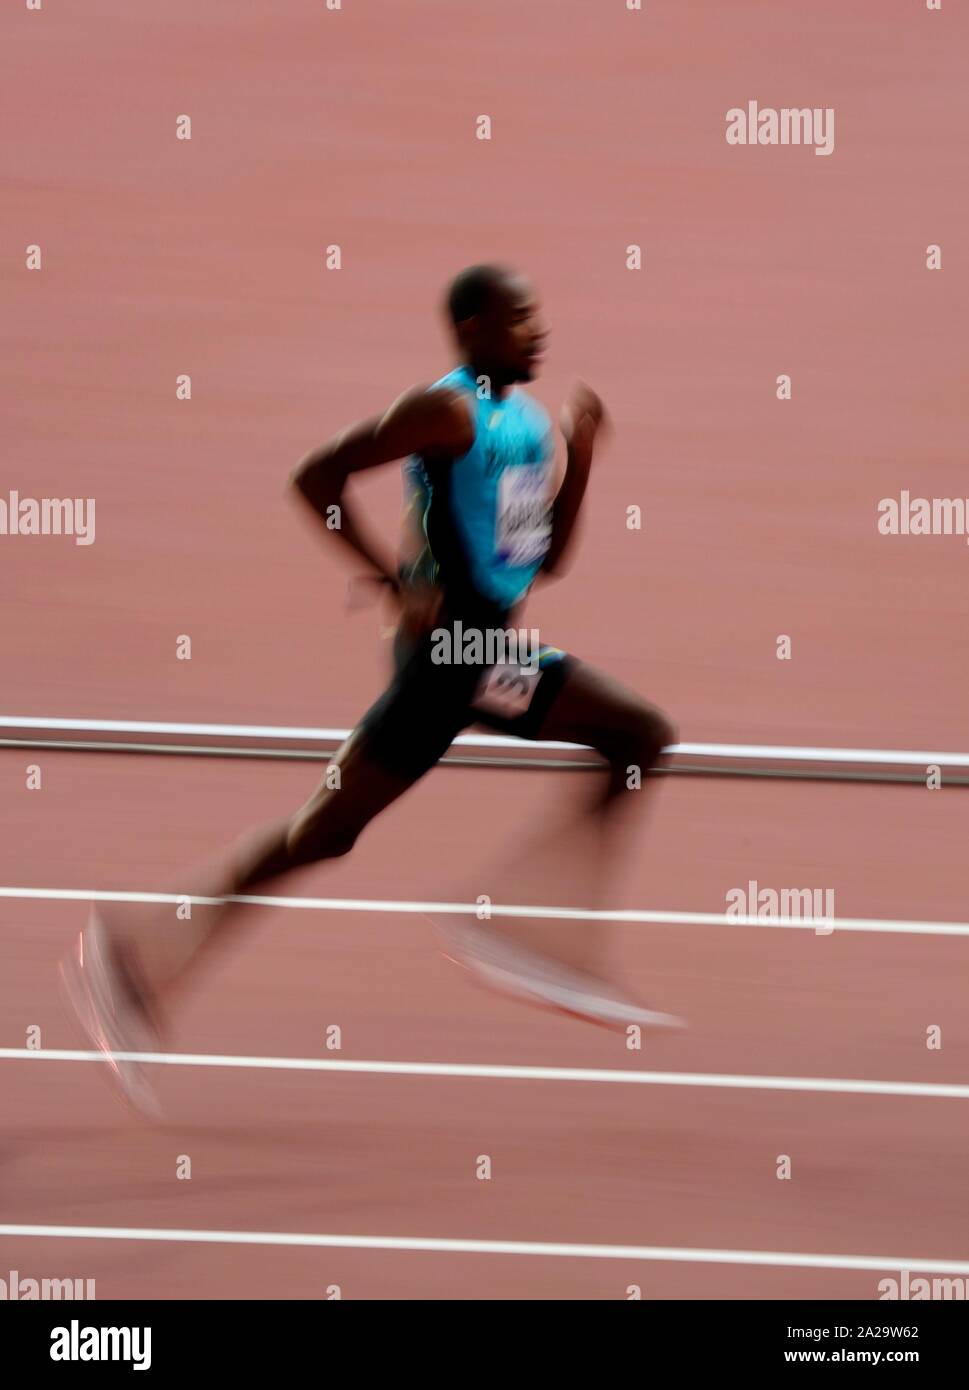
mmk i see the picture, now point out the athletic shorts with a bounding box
[356,598,574,781]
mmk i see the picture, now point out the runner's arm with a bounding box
[290,385,472,586]
[541,382,607,577]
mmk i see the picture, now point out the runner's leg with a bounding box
[461,657,674,977]
[124,727,419,1003]
[100,615,491,1009]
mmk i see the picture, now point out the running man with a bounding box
[63,265,681,1114]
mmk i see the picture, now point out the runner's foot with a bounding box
[439,918,686,1032]
[60,911,165,1118]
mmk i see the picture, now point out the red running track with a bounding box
[2,1,968,1299]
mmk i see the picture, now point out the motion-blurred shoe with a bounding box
[60,912,164,1119]
[439,918,686,1033]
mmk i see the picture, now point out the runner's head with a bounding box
[445,265,547,385]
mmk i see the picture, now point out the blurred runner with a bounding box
[63,265,681,1114]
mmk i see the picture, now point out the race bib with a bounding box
[495,464,552,567]
[474,661,542,718]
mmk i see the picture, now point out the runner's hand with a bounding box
[560,381,608,457]
[394,578,444,638]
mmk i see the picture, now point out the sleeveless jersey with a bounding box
[399,365,555,611]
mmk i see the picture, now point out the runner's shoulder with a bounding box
[389,380,474,456]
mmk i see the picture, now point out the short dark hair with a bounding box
[445,264,514,325]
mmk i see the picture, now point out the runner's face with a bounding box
[477,278,548,383]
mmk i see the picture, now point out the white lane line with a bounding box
[0,715,583,751]
[1,1223,967,1272]
[2,884,969,938]
[1,715,967,766]
[2,1048,967,1099]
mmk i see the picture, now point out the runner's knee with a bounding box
[599,703,675,773]
[285,812,360,867]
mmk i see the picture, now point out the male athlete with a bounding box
[63,265,681,1114]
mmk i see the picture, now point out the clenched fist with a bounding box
[560,380,608,457]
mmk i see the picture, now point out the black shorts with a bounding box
[357,599,574,781]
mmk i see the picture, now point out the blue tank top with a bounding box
[400,365,555,610]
